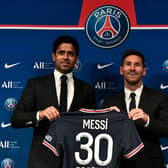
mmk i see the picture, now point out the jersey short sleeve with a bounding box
[43,120,63,157]
[121,120,144,158]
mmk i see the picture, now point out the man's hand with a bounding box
[128,108,149,124]
[39,106,60,121]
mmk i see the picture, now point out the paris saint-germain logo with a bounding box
[1,158,15,168]
[86,5,130,48]
[163,59,168,72]
[4,98,17,111]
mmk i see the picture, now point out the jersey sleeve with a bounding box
[42,120,63,157]
[122,120,144,159]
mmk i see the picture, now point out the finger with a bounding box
[128,110,139,119]
[131,113,144,120]
[50,106,60,117]
[109,106,120,112]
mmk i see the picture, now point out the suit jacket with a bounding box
[11,73,96,168]
[103,86,168,168]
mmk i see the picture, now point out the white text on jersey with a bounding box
[83,118,108,130]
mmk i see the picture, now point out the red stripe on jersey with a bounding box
[43,140,59,157]
[124,142,144,158]
[80,108,111,113]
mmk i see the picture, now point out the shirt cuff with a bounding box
[36,111,41,121]
[144,116,150,127]
[36,111,42,126]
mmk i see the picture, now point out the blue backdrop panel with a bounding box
[0,0,168,167]
[0,0,82,25]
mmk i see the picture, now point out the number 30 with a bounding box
[75,132,113,166]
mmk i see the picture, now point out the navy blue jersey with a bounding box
[43,108,144,168]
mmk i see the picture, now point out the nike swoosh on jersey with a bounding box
[160,145,168,151]
[4,62,21,69]
[1,122,11,128]
[160,83,168,89]
[97,63,114,69]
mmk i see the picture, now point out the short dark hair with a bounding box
[121,49,146,67]
[52,35,79,56]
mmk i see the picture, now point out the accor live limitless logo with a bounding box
[1,81,23,89]
[33,61,54,70]
[0,140,20,149]
[95,81,117,90]
[85,5,130,48]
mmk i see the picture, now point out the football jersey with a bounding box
[43,108,144,168]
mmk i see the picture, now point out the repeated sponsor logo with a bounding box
[73,60,82,72]
[4,62,21,69]
[95,81,117,90]
[163,59,168,72]
[1,81,23,89]
[160,83,168,90]
[33,61,54,70]
[97,63,114,70]
[1,122,11,128]
[1,158,15,168]
[160,144,168,151]
[4,98,17,111]
[0,140,20,149]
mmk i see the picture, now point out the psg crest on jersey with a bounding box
[85,5,130,48]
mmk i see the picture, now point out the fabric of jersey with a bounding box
[43,108,144,168]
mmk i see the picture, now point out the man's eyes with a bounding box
[58,51,65,55]
[57,51,75,56]
[125,62,142,66]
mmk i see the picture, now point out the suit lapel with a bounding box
[119,91,127,113]
[69,77,80,112]
[138,86,148,109]
[46,74,59,107]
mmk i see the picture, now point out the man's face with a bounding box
[52,43,78,74]
[120,55,146,86]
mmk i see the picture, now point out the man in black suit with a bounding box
[103,49,168,168]
[11,35,96,168]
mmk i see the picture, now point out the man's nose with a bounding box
[63,53,68,59]
[130,64,135,70]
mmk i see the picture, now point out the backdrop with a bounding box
[1,0,168,167]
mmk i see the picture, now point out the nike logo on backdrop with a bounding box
[4,62,21,69]
[160,145,168,151]
[1,122,11,128]
[97,63,114,69]
[160,83,168,89]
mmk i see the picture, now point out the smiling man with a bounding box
[103,49,168,168]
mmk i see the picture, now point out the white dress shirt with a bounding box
[124,84,143,113]
[124,84,150,127]
[36,70,74,122]
[54,69,74,112]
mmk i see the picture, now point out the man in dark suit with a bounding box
[103,49,168,168]
[11,35,96,168]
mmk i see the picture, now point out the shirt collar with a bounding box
[124,84,144,99]
[54,69,73,81]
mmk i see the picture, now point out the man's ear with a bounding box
[143,67,147,77]
[52,53,55,62]
[120,66,123,75]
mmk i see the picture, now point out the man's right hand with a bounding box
[39,106,60,121]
